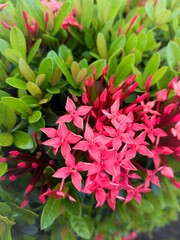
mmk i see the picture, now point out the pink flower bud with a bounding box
[161,166,174,179]
[156,89,167,101]
[18,162,27,168]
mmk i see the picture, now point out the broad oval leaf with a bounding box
[63,197,82,217]
[13,130,34,150]
[41,196,61,230]
[96,32,107,59]
[6,77,26,89]
[70,216,92,239]
[28,110,42,124]
[2,97,29,115]
[0,132,13,147]
[10,27,26,60]
[26,82,43,100]
[167,41,180,69]
[19,58,36,82]
[4,49,23,64]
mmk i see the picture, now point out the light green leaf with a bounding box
[10,27,26,60]
[41,196,61,230]
[13,130,34,150]
[28,110,42,124]
[114,54,135,86]
[167,41,180,69]
[6,77,26,89]
[151,66,168,85]
[3,107,17,130]
[143,52,160,81]
[0,133,13,147]
[0,162,7,177]
[0,39,10,55]
[26,82,43,100]
[96,32,107,59]
[108,35,126,59]
[4,49,23,64]
[27,39,42,64]
[156,10,172,25]
[145,2,155,21]
[53,1,73,35]
[81,0,94,30]
[70,216,92,239]
[55,58,76,88]
[19,58,36,82]
[0,215,15,240]
[2,97,29,115]
[87,59,106,78]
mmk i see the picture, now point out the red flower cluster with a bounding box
[41,66,180,210]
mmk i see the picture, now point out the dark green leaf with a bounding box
[70,216,92,239]
[10,27,26,60]
[63,197,82,217]
[27,39,42,64]
[41,196,61,230]
[6,77,26,89]
[13,130,34,150]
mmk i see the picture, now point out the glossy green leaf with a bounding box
[4,49,23,64]
[27,39,42,64]
[2,97,29,115]
[24,0,44,30]
[13,130,34,150]
[70,216,92,239]
[108,35,126,59]
[6,77,26,89]
[38,58,53,89]
[55,57,76,88]
[96,32,107,59]
[46,86,61,94]
[3,107,17,130]
[19,58,36,82]
[11,204,38,224]
[114,54,135,86]
[63,197,82,217]
[0,133,13,147]
[41,196,61,230]
[145,2,155,21]
[53,1,73,35]
[0,162,7,177]
[10,27,26,60]
[167,41,180,69]
[0,39,10,55]
[28,110,42,124]
[143,52,160,81]
[151,66,168,85]
[27,82,43,100]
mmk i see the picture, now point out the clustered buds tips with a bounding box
[41,66,180,210]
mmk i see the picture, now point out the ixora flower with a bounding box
[0,133,55,208]
[41,66,180,210]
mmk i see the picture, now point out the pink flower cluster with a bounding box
[41,66,180,210]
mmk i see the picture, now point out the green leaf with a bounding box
[26,82,43,100]
[3,107,17,130]
[55,58,76,88]
[107,0,125,22]
[143,52,160,81]
[46,86,61,94]
[163,178,180,212]
[27,39,42,64]
[70,216,92,239]
[0,203,11,216]
[167,41,180,69]
[81,0,94,30]
[0,39,10,55]
[2,97,29,115]
[63,197,82,217]
[114,54,135,86]
[145,2,155,21]
[0,103,6,124]
[13,130,34,150]
[6,77,26,89]
[151,66,168,86]
[41,196,61,230]
[19,58,36,82]
[53,1,73,35]
[10,27,26,60]
[0,133,13,147]
[11,204,38,224]
[96,32,107,59]
[24,0,44,30]
[0,162,7,177]
[108,35,126,59]
[0,215,15,240]
[125,34,138,54]
[4,49,23,64]
[38,58,53,89]
[60,226,76,240]
[156,10,171,25]
[28,110,42,124]
[87,59,106,78]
